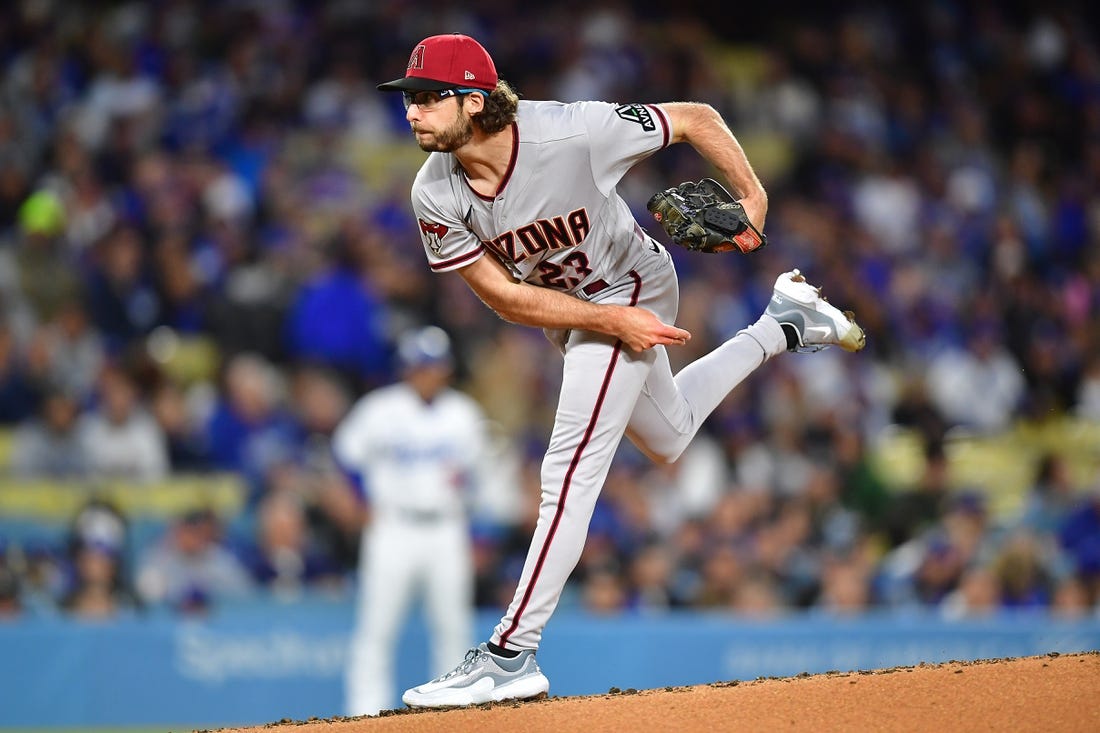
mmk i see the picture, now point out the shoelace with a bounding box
[434,647,485,682]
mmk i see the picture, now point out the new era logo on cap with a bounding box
[378,34,498,93]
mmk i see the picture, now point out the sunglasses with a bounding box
[403,88,489,111]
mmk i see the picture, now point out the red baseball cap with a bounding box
[377,34,498,93]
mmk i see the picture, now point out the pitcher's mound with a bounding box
[215,651,1100,733]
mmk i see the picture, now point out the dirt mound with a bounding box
[213,652,1099,733]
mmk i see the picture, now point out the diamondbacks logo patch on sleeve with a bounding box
[418,218,448,254]
[615,104,655,132]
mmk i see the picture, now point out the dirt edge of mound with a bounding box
[206,650,1099,733]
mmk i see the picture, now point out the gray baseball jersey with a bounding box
[409,99,786,651]
[412,100,670,298]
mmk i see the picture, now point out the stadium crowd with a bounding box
[0,0,1099,623]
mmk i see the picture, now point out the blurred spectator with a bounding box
[911,535,968,607]
[69,499,130,557]
[282,233,392,389]
[1050,576,1093,619]
[736,420,816,501]
[287,365,352,472]
[581,564,629,615]
[149,378,210,472]
[260,458,364,576]
[0,318,40,424]
[12,542,66,613]
[695,544,746,608]
[731,572,785,618]
[0,108,35,233]
[26,297,106,401]
[125,150,192,239]
[752,498,819,607]
[76,30,162,156]
[151,232,210,334]
[83,223,161,353]
[883,441,953,548]
[203,352,299,498]
[942,491,995,570]
[626,541,678,612]
[237,492,343,598]
[890,377,949,451]
[282,366,362,572]
[58,499,140,619]
[1076,356,1100,421]
[1017,453,1081,535]
[195,154,254,227]
[1058,493,1100,606]
[882,489,998,611]
[465,328,557,446]
[60,539,140,619]
[852,156,921,256]
[61,163,116,254]
[992,531,1054,609]
[200,223,293,360]
[814,556,874,616]
[301,46,397,142]
[0,554,21,620]
[10,386,90,478]
[831,424,892,531]
[80,364,169,482]
[13,189,81,325]
[803,464,863,556]
[135,508,254,611]
[0,566,20,620]
[636,434,730,538]
[941,566,1002,619]
[925,323,1026,434]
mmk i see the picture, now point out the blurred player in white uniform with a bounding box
[377,34,864,708]
[335,326,489,715]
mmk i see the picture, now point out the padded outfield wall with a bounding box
[1,599,1097,729]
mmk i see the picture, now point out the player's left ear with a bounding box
[463,92,486,115]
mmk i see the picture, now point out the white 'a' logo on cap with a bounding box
[408,45,426,70]
[464,70,475,80]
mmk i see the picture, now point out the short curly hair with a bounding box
[468,80,519,134]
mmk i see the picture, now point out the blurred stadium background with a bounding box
[1,0,1099,730]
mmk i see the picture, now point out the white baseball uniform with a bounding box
[334,380,489,715]
[412,100,787,650]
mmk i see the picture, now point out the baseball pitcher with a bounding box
[377,33,864,708]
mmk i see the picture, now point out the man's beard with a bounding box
[414,108,475,152]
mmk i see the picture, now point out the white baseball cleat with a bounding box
[402,643,550,708]
[766,269,866,353]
